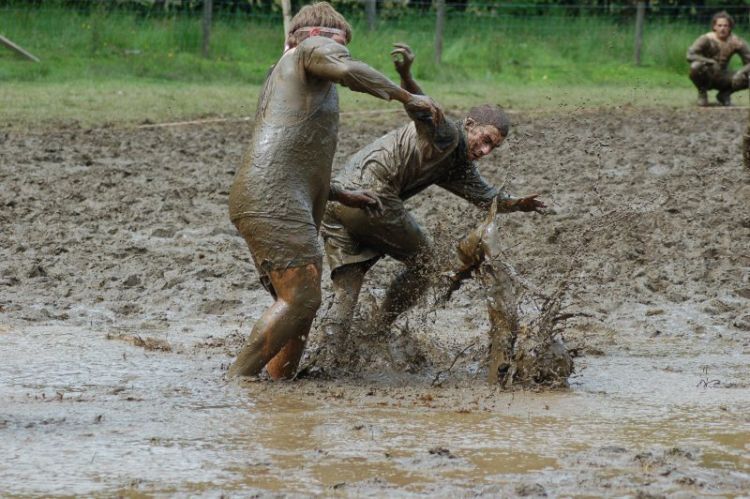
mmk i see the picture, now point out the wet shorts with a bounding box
[233,215,323,292]
[321,194,431,274]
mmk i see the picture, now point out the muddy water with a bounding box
[2,324,748,496]
[2,109,750,495]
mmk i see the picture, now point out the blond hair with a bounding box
[287,2,352,46]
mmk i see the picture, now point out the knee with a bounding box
[690,61,705,72]
[689,62,711,83]
[285,286,322,317]
[732,73,749,90]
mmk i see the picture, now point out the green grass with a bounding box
[0,6,719,85]
[1,80,701,129]
[0,5,746,126]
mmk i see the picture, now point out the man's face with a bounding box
[466,122,505,161]
[713,18,732,40]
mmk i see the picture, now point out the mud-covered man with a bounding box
[687,10,750,106]
[227,3,439,379]
[317,44,545,360]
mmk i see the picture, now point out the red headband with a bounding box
[293,26,346,37]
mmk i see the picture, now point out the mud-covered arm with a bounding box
[329,181,383,215]
[329,182,344,201]
[405,100,457,159]
[303,39,412,103]
[687,35,715,64]
[399,71,424,96]
[437,163,517,212]
[391,43,425,96]
[736,38,750,72]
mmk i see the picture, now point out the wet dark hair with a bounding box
[712,11,735,29]
[467,104,510,137]
[287,2,352,46]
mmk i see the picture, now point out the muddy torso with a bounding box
[334,118,499,206]
[334,117,462,199]
[689,32,750,70]
[229,37,341,228]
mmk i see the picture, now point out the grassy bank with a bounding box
[1,80,702,128]
[0,5,728,86]
[2,5,744,127]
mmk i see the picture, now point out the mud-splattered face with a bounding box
[713,18,732,41]
[465,121,504,161]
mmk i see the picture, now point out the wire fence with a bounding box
[5,1,750,21]
[2,1,750,80]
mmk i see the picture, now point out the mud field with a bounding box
[1,107,749,496]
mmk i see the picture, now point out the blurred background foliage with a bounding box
[2,2,750,92]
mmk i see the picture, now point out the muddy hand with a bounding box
[732,71,749,88]
[513,194,546,213]
[441,198,500,304]
[337,188,384,216]
[405,94,443,126]
[391,42,414,77]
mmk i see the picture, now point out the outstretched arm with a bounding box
[389,43,456,156]
[391,43,425,95]
[303,38,432,111]
[505,194,546,213]
[438,164,546,213]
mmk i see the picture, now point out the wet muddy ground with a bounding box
[1,107,749,496]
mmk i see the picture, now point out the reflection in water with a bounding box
[1,326,749,496]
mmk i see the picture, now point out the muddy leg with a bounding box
[325,262,372,338]
[689,62,712,106]
[715,70,736,106]
[376,258,431,333]
[729,70,749,107]
[228,264,322,380]
[369,260,432,370]
[266,337,305,380]
[306,262,373,373]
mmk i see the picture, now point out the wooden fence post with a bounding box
[0,35,40,62]
[435,0,446,65]
[634,1,645,66]
[202,0,213,58]
[365,0,377,31]
[282,0,292,40]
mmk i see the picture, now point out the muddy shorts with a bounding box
[321,194,431,274]
[233,215,323,294]
[689,62,740,91]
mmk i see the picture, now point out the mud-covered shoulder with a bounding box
[689,33,711,49]
[297,36,351,67]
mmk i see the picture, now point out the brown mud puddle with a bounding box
[1,325,748,496]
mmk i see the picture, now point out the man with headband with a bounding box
[227,2,439,379]
[312,44,545,372]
